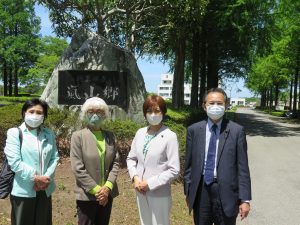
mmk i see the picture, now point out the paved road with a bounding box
[235,108,300,225]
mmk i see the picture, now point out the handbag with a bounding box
[0,127,22,199]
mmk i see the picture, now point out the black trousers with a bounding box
[10,191,52,225]
[193,177,236,225]
[76,196,113,225]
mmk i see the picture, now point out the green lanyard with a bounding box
[143,133,156,159]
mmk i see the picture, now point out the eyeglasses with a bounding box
[87,110,106,117]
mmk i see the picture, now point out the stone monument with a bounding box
[41,28,147,123]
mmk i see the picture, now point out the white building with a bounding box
[229,97,246,106]
[157,73,193,104]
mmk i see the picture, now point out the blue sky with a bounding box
[35,4,252,98]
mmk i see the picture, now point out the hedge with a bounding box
[0,103,234,168]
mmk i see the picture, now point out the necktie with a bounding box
[204,124,217,185]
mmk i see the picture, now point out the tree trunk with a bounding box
[206,56,218,89]
[206,11,218,89]
[3,61,8,96]
[274,83,279,107]
[293,67,298,113]
[8,67,13,96]
[261,90,266,108]
[93,0,105,37]
[95,14,105,36]
[266,89,270,107]
[269,87,273,110]
[298,77,300,110]
[190,29,200,107]
[199,20,207,106]
[289,78,293,110]
[13,66,18,96]
[12,13,19,97]
[172,37,186,108]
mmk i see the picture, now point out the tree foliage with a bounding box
[19,1,300,110]
[0,0,40,96]
[21,36,68,94]
[246,0,300,111]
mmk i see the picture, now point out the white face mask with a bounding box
[206,105,225,121]
[25,114,44,128]
[146,113,163,126]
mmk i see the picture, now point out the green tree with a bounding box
[278,0,300,113]
[36,0,166,53]
[21,36,68,94]
[202,0,275,89]
[37,0,278,109]
[247,51,290,108]
[0,0,40,96]
[37,0,209,108]
[246,0,300,113]
[132,0,208,108]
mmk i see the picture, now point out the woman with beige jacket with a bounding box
[70,97,119,225]
[127,95,180,225]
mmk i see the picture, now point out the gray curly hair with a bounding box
[80,97,109,121]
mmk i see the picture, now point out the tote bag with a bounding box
[0,127,22,199]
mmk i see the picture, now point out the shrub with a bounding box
[164,119,186,156]
[0,103,240,169]
[0,96,34,103]
[44,108,81,158]
[224,111,236,121]
[0,103,24,161]
[103,119,144,141]
[166,108,190,124]
[103,119,144,167]
[271,111,284,117]
[166,105,206,126]
[0,103,23,129]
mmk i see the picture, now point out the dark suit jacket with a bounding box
[184,118,251,217]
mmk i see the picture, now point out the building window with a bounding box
[160,87,169,90]
[160,93,169,97]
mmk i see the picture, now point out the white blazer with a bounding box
[127,125,180,197]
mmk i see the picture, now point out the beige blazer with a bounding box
[70,128,119,201]
[127,125,180,197]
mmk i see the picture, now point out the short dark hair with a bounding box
[143,95,167,117]
[21,98,49,119]
[203,88,228,103]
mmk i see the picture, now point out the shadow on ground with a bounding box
[235,110,300,137]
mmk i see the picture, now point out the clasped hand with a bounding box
[34,175,50,191]
[95,186,110,206]
[133,176,149,194]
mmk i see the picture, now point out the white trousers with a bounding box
[136,191,171,225]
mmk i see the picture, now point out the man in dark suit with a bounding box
[184,88,251,225]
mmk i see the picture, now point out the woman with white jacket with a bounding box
[127,95,180,225]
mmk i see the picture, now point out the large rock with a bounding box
[41,28,146,123]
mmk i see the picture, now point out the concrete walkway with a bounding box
[235,108,300,225]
